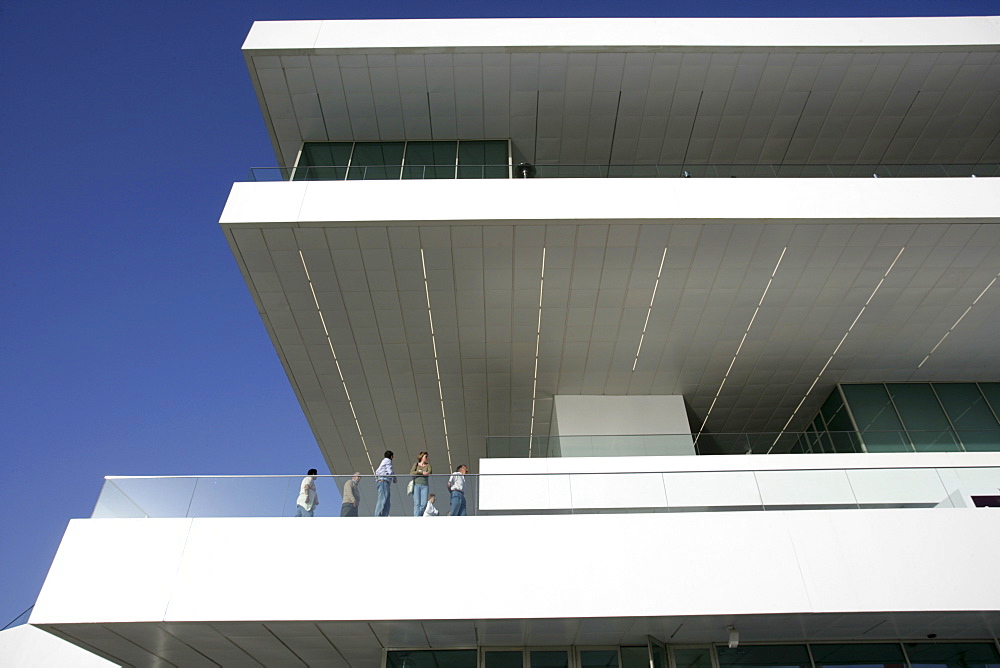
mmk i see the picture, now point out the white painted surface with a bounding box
[243,17,1000,51]
[31,509,1000,626]
[477,453,1000,511]
[662,471,761,508]
[478,451,1000,472]
[0,625,116,667]
[552,395,690,435]
[30,519,193,624]
[220,178,1000,227]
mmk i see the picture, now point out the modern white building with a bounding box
[25,16,1000,668]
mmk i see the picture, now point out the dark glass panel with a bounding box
[387,650,478,668]
[459,140,509,178]
[486,651,524,668]
[978,383,1000,429]
[887,383,960,451]
[716,644,811,668]
[649,644,667,668]
[621,647,648,668]
[934,383,1000,451]
[403,141,457,179]
[530,651,569,668]
[905,642,1000,668]
[841,384,909,452]
[347,142,404,180]
[811,643,906,668]
[820,389,861,453]
[675,648,713,668]
[295,142,353,180]
[581,650,620,668]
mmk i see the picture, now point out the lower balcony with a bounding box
[27,454,1000,667]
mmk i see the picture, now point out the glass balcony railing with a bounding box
[485,430,1000,457]
[91,464,1000,519]
[246,163,1000,182]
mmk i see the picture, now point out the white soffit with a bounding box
[241,17,1000,169]
[221,180,1000,474]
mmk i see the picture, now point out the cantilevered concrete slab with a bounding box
[242,17,1000,169]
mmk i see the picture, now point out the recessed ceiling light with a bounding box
[421,248,453,471]
[529,247,546,457]
[918,270,1000,369]
[770,246,905,452]
[299,251,375,472]
[698,247,787,439]
[632,247,668,372]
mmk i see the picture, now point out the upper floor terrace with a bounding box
[247,139,1000,182]
[243,17,1000,176]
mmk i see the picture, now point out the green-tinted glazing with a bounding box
[459,140,509,178]
[905,642,1000,668]
[530,651,569,668]
[296,142,352,180]
[716,644,811,668]
[581,650,620,668]
[820,390,861,453]
[978,383,1000,424]
[841,384,909,452]
[674,648,713,668]
[887,383,961,451]
[347,142,404,180]
[934,383,1000,451]
[486,651,524,668]
[621,648,649,668]
[404,141,457,179]
[811,643,907,668]
[387,650,478,668]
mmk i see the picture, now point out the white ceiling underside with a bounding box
[235,20,1000,474]
[245,38,1000,170]
[226,217,1000,475]
[44,611,1000,668]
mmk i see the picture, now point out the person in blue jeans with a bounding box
[410,451,432,516]
[447,464,468,516]
[374,451,396,516]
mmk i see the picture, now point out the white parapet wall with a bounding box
[477,452,1000,512]
[220,177,999,228]
[31,507,1000,628]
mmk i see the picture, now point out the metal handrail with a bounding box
[247,162,1000,181]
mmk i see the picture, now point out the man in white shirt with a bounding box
[374,451,396,516]
[447,464,468,516]
[296,468,319,517]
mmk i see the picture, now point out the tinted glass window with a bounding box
[905,642,1000,668]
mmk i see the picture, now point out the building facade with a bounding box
[27,17,1000,668]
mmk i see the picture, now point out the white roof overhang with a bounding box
[220,177,1000,474]
[241,17,1000,169]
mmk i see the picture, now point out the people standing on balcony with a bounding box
[341,472,361,517]
[448,464,468,516]
[295,469,319,517]
[410,451,432,516]
[374,451,396,516]
[423,493,439,516]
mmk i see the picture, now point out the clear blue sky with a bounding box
[1,0,997,629]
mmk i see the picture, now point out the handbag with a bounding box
[407,479,414,496]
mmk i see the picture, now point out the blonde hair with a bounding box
[416,451,429,465]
